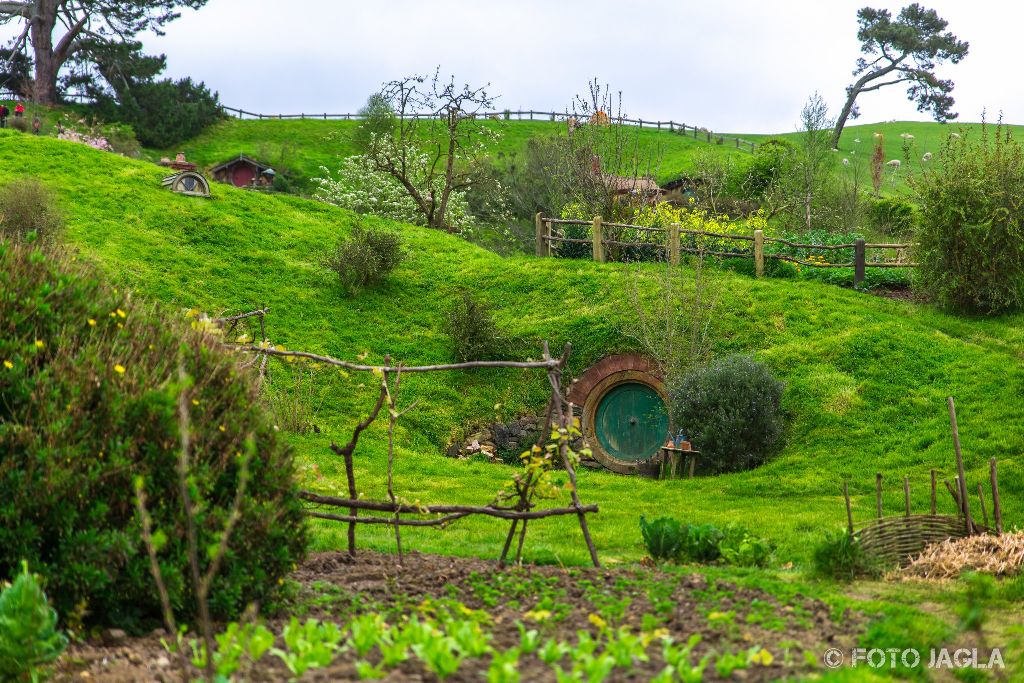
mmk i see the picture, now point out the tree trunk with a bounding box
[830,89,859,151]
[28,1,59,104]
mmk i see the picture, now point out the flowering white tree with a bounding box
[351,69,499,231]
[313,151,476,231]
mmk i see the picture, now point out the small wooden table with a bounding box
[659,447,700,479]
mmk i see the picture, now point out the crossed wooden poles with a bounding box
[234,332,600,568]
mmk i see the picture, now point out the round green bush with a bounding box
[0,241,307,629]
[670,354,785,473]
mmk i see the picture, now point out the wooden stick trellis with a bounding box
[839,396,1004,567]
[220,313,600,567]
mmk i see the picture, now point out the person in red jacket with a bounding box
[0,104,8,128]
[14,102,25,118]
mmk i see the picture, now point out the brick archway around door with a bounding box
[568,354,662,408]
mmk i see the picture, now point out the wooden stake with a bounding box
[498,520,518,567]
[688,453,697,479]
[944,479,961,516]
[535,212,545,257]
[930,469,937,515]
[947,397,974,534]
[753,229,764,277]
[843,481,854,537]
[592,216,605,263]
[977,483,989,531]
[990,459,1003,535]
[669,223,681,265]
[903,476,911,517]
[876,472,883,518]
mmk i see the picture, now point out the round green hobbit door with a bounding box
[593,382,669,464]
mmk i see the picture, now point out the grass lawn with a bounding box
[3,129,1022,573]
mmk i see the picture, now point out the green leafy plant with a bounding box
[0,562,68,683]
[718,523,775,567]
[270,617,344,680]
[411,635,464,679]
[516,622,541,654]
[378,623,411,667]
[660,634,709,683]
[319,223,405,296]
[0,243,306,628]
[912,121,1024,314]
[209,621,274,679]
[445,290,502,362]
[639,516,684,562]
[348,612,386,658]
[812,530,878,580]
[671,354,786,473]
[538,637,571,665]
[681,523,724,563]
[487,647,521,683]
[355,659,386,680]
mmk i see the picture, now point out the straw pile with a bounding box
[901,532,1024,580]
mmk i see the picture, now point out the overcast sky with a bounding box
[14,0,1024,132]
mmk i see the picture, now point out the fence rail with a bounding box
[218,106,759,152]
[534,214,916,287]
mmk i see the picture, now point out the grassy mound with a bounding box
[2,129,1021,568]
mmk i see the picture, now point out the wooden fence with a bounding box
[534,214,916,287]
[218,105,759,152]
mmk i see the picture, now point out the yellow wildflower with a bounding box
[524,609,552,622]
[116,309,126,318]
[87,319,96,326]
[219,425,226,432]
[3,360,12,369]
[750,648,774,666]
[113,364,126,374]
[192,399,200,406]
[587,613,607,630]
[34,340,44,348]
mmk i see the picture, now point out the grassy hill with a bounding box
[3,129,1023,568]
[161,114,1024,199]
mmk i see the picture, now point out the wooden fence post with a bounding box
[948,397,975,534]
[592,216,605,263]
[669,223,681,265]
[930,469,937,515]
[535,213,546,257]
[990,458,1002,534]
[854,239,866,287]
[706,130,712,143]
[843,481,854,537]
[754,229,764,277]
[903,476,911,517]
[876,472,883,518]
[977,483,989,530]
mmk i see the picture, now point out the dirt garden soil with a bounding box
[55,550,864,682]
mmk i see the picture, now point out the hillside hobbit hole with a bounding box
[210,154,276,188]
[570,354,671,474]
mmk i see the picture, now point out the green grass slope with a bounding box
[4,129,1023,567]
[161,117,748,192]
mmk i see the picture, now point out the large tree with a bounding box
[0,0,206,104]
[832,3,968,148]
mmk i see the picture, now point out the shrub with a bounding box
[0,562,68,681]
[445,291,501,362]
[670,355,785,473]
[0,241,307,629]
[812,531,877,581]
[912,122,1024,314]
[94,77,222,148]
[866,196,920,236]
[319,223,404,295]
[0,178,63,243]
[639,516,684,561]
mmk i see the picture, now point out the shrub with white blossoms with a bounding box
[314,153,476,232]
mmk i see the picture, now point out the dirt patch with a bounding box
[55,550,864,682]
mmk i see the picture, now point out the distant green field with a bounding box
[4,129,1022,569]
